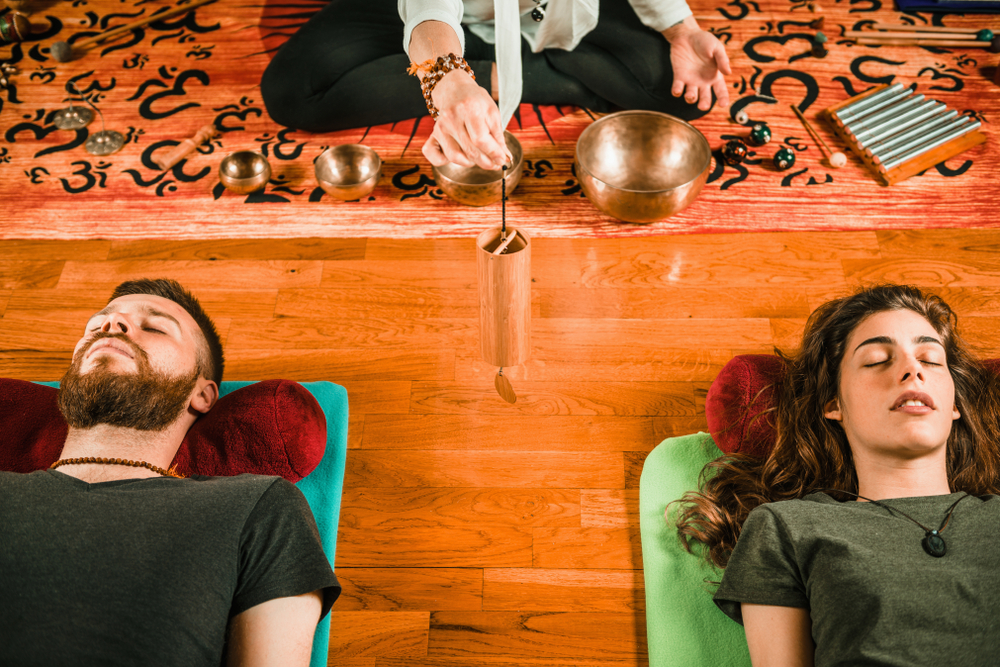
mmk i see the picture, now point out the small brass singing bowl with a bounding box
[314,144,382,200]
[432,131,523,207]
[218,151,271,195]
[575,110,712,223]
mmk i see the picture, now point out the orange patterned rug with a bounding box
[0,0,996,239]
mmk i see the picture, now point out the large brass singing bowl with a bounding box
[315,144,382,200]
[575,111,712,223]
[432,131,523,207]
[218,151,271,195]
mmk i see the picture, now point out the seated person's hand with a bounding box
[423,69,511,171]
[663,17,732,112]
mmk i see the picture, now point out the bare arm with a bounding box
[225,591,324,667]
[408,20,508,170]
[742,603,815,667]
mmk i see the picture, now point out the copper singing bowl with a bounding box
[432,131,523,207]
[575,111,712,223]
[218,151,271,194]
[315,144,382,200]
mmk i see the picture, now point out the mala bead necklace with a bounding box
[828,490,971,557]
[50,457,185,479]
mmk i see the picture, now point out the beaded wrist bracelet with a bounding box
[407,53,475,120]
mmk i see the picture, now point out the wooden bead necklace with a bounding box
[50,456,185,479]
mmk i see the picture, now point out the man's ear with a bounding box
[824,398,842,422]
[189,379,219,415]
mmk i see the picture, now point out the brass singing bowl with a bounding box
[315,144,382,200]
[218,151,271,195]
[432,131,523,207]
[575,110,712,223]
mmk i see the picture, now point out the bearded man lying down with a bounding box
[0,279,340,667]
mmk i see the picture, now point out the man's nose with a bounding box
[101,313,130,334]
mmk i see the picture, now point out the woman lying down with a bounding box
[676,284,1000,667]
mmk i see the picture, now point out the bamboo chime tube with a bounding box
[477,227,531,368]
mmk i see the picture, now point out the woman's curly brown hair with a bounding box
[674,284,1000,570]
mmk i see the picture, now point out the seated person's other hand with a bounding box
[663,18,732,112]
[423,69,511,171]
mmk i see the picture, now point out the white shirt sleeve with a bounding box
[399,0,467,56]
[627,0,693,33]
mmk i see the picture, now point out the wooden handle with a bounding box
[154,123,217,171]
[869,22,987,34]
[790,104,832,156]
[77,0,216,50]
[846,29,979,40]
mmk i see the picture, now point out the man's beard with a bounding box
[58,332,199,431]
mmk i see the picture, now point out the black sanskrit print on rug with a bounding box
[0,0,995,239]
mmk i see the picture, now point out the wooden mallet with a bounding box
[50,0,215,62]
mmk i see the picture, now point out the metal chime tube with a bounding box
[848,95,925,136]
[881,119,980,170]
[477,227,531,368]
[834,83,905,122]
[858,103,946,150]
[854,98,935,141]
[868,110,958,159]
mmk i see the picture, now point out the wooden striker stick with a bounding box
[846,29,979,40]
[154,123,217,171]
[869,22,991,34]
[790,105,830,155]
[73,0,216,50]
[855,37,991,47]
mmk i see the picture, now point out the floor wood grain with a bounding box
[6,231,997,665]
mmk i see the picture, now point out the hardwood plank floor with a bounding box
[5,230,1000,665]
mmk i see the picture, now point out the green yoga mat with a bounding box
[639,433,751,667]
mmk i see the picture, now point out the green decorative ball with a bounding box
[748,123,772,147]
[814,31,828,43]
[977,29,994,42]
[773,147,796,171]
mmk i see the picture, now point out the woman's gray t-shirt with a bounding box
[714,492,1000,667]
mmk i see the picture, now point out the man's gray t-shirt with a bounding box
[714,492,1000,667]
[0,469,341,666]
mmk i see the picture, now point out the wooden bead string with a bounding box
[408,53,475,119]
[50,456,185,478]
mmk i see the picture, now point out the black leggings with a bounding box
[260,0,711,132]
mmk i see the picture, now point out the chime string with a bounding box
[501,164,507,238]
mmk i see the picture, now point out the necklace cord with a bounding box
[821,489,970,534]
[50,456,185,479]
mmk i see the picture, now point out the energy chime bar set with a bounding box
[824,82,986,186]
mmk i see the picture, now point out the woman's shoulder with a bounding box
[744,493,845,527]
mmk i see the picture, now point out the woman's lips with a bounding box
[891,391,935,412]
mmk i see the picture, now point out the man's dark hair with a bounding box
[109,279,225,385]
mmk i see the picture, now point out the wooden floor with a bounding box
[5,229,1000,666]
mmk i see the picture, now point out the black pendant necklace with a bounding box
[825,490,970,558]
[531,0,545,21]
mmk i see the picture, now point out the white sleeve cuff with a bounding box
[628,0,693,33]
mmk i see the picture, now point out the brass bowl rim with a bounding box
[219,151,270,183]
[432,131,523,186]
[315,144,382,187]
[575,110,712,195]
